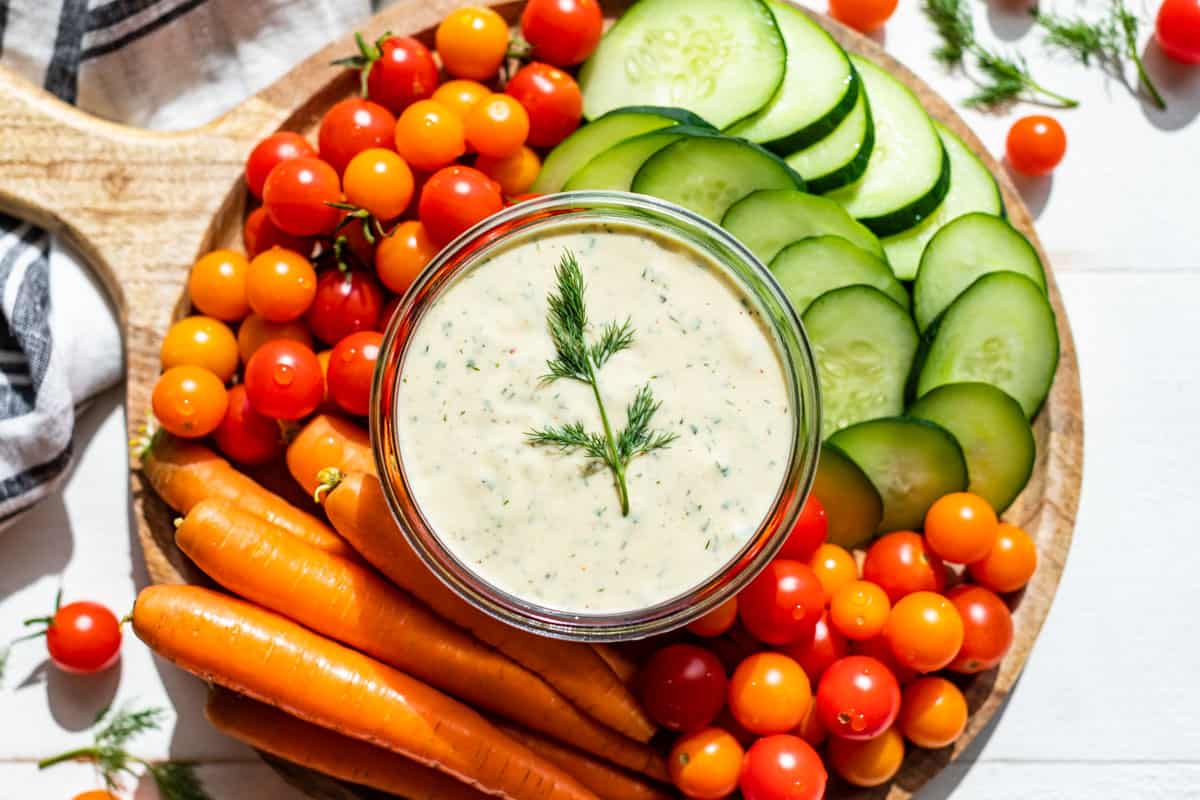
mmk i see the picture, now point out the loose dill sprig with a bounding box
[526,251,677,516]
[923,0,1079,108]
[1032,0,1167,110]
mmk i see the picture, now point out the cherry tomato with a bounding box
[465,94,531,159]
[245,132,317,199]
[189,249,250,321]
[244,207,312,258]
[779,610,848,685]
[73,792,120,800]
[394,99,467,172]
[436,6,509,80]
[795,701,826,747]
[343,148,414,221]
[263,157,341,237]
[1006,115,1067,177]
[433,79,492,119]
[214,384,284,465]
[236,313,314,363]
[40,601,122,674]
[1158,0,1200,62]
[947,585,1013,673]
[728,652,812,735]
[828,725,905,787]
[739,735,826,800]
[885,591,964,674]
[687,596,738,638]
[419,165,505,246]
[815,655,901,741]
[246,248,318,322]
[863,531,946,602]
[810,542,858,602]
[376,220,439,295]
[520,0,603,66]
[152,366,228,438]
[968,522,1038,593]
[243,339,324,420]
[668,728,744,800]
[777,493,827,561]
[318,97,397,175]
[476,146,542,197]
[830,580,891,641]
[924,492,999,564]
[638,644,728,733]
[306,269,384,346]
[737,559,825,646]
[852,635,918,686]
[506,62,583,148]
[365,35,440,114]
[160,316,239,383]
[828,0,898,33]
[326,331,384,416]
[899,677,968,748]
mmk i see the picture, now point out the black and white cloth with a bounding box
[0,0,377,529]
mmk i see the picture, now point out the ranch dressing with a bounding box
[394,221,792,613]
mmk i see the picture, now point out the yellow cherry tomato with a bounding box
[668,728,744,800]
[343,148,414,220]
[828,725,905,787]
[245,247,317,322]
[436,6,509,80]
[375,220,439,295]
[188,249,250,321]
[465,94,531,158]
[924,491,999,564]
[394,99,467,172]
[830,579,891,641]
[476,146,542,196]
[899,677,968,749]
[433,79,491,119]
[152,365,228,438]
[968,522,1038,593]
[885,591,964,673]
[810,542,858,602]
[728,652,812,735]
[160,316,239,383]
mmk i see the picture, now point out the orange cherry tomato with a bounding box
[343,148,414,221]
[828,0,898,33]
[72,792,120,800]
[245,248,317,322]
[728,652,813,735]
[968,522,1038,593]
[947,585,1013,674]
[236,313,314,363]
[924,492,999,564]
[476,146,542,197]
[432,79,492,119]
[668,728,744,800]
[436,6,509,80]
[394,99,467,172]
[1006,115,1067,177]
[830,579,891,641]
[899,677,968,749]
[160,316,239,383]
[376,220,439,295]
[795,700,826,747]
[828,725,905,787]
[465,94,531,159]
[188,250,250,322]
[687,596,738,638]
[852,634,918,686]
[152,365,228,438]
[810,542,858,602]
[243,206,312,258]
[863,531,946,602]
[885,591,964,674]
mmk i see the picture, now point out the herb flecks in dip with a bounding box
[395,221,792,613]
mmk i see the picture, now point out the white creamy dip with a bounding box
[394,221,793,613]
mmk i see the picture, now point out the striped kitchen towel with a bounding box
[0,0,375,529]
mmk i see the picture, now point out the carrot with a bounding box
[591,645,639,686]
[133,584,599,800]
[206,689,490,800]
[176,499,666,780]
[287,413,374,497]
[319,470,659,745]
[141,433,355,560]
[495,723,674,800]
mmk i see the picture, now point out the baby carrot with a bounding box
[286,413,374,497]
[592,644,639,686]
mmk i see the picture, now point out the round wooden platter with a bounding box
[0,1,1082,797]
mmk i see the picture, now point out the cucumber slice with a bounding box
[909,382,1035,512]
[826,57,950,237]
[631,136,803,222]
[579,0,786,129]
[881,123,1005,280]
[803,286,919,439]
[913,212,1047,331]
[829,417,968,533]
[916,271,1059,417]
[813,442,884,548]
[770,235,908,313]
[785,79,874,194]
[563,126,717,191]
[726,1,857,151]
[721,189,884,264]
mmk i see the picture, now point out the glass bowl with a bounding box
[371,191,821,641]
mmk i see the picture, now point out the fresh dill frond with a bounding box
[617,385,679,462]
[527,421,609,461]
[542,252,591,383]
[923,0,974,66]
[590,318,635,368]
[148,761,211,800]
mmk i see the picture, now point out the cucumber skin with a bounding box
[563,125,725,191]
[814,441,884,548]
[765,69,861,156]
[855,140,952,237]
[806,98,875,194]
[592,106,717,129]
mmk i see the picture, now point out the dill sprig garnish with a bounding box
[38,703,211,800]
[923,0,1079,108]
[526,251,677,516]
[1032,0,1166,110]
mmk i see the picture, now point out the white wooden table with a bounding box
[3,0,1199,797]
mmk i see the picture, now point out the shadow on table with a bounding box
[1140,41,1200,131]
[1001,158,1053,221]
[0,491,74,601]
[985,0,1036,42]
[46,656,124,732]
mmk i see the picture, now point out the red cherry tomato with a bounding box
[863,531,946,603]
[1157,0,1200,63]
[263,157,341,237]
[214,384,284,466]
[44,601,122,674]
[245,132,317,199]
[505,62,583,148]
[365,35,440,113]
[851,634,919,686]
[306,269,384,346]
[520,0,604,66]
[418,165,505,245]
[828,0,899,33]
[243,207,312,258]
[243,339,324,420]
[779,610,849,685]
[777,493,827,561]
[738,559,825,646]
[947,585,1014,674]
[1006,116,1067,177]
[639,644,728,733]
[318,97,397,175]
[327,331,384,416]
[815,655,901,741]
[739,735,827,800]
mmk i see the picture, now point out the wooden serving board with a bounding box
[0,1,1082,797]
